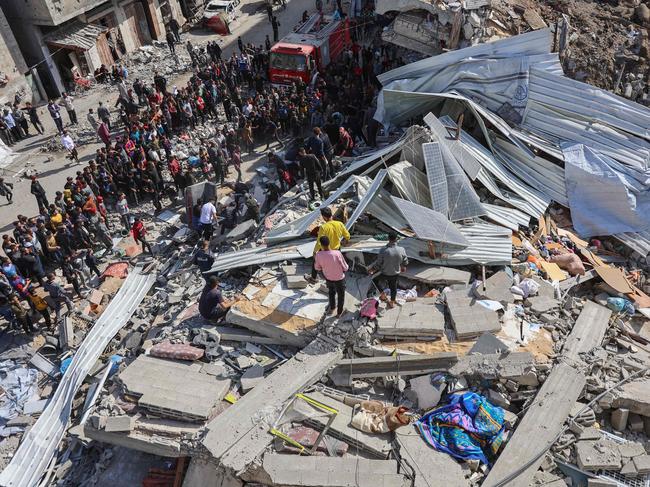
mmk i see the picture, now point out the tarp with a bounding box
[563,144,650,237]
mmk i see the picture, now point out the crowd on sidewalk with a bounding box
[0,10,405,337]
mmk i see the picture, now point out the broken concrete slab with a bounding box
[395,424,466,487]
[633,455,650,474]
[445,290,501,339]
[449,352,536,380]
[286,275,308,289]
[468,333,509,355]
[587,479,618,487]
[483,362,587,487]
[528,296,560,314]
[104,415,135,433]
[474,270,514,304]
[562,301,612,361]
[576,439,622,471]
[303,391,393,458]
[202,338,341,478]
[617,440,645,459]
[119,355,230,422]
[224,220,257,243]
[400,263,471,286]
[409,374,445,410]
[329,353,458,387]
[240,365,264,393]
[612,379,650,416]
[226,308,309,347]
[376,298,445,338]
[85,416,200,457]
[212,326,290,345]
[251,454,408,487]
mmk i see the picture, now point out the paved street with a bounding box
[0,0,317,233]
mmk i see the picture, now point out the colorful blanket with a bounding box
[416,392,506,465]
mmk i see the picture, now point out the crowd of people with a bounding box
[0,7,406,334]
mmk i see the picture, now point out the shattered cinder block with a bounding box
[286,275,308,289]
[104,415,135,432]
[575,439,622,471]
[633,455,650,474]
[473,270,514,304]
[610,408,629,431]
[240,364,265,393]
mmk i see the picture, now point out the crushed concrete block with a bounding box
[446,290,501,338]
[245,343,262,354]
[611,408,629,431]
[528,296,560,314]
[487,389,510,408]
[620,459,637,476]
[474,271,514,304]
[376,298,445,338]
[120,355,230,422]
[579,427,602,441]
[409,374,445,410]
[633,455,650,474]
[90,415,107,430]
[225,220,257,242]
[617,441,645,459]
[575,439,622,471]
[104,415,135,432]
[236,355,254,369]
[240,365,264,393]
[628,413,644,432]
[201,363,227,377]
[88,289,104,305]
[286,275,308,289]
[468,333,509,355]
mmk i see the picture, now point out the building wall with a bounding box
[4,0,108,26]
[0,7,35,104]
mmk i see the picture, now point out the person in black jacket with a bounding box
[193,240,215,278]
[30,176,48,212]
[297,148,325,201]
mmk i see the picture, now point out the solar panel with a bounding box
[392,196,470,248]
[422,142,449,216]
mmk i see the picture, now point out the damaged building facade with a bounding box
[0,0,185,97]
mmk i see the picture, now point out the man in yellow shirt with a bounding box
[305,206,350,284]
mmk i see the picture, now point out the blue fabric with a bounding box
[416,392,506,465]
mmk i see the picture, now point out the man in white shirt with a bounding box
[199,198,217,241]
[61,130,79,163]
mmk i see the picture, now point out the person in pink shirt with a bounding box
[314,235,348,317]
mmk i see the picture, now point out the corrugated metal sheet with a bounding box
[266,176,359,243]
[493,137,568,206]
[346,170,387,230]
[206,240,311,273]
[528,67,650,141]
[0,268,155,487]
[378,28,553,85]
[347,221,512,266]
[483,203,531,231]
[440,115,550,218]
[43,22,107,50]
[614,232,650,257]
[521,101,650,171]
[336,126,431,180]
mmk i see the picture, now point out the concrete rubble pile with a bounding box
[377,0,649,104]
[3,29,650,487]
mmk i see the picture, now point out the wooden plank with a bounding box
[562,301,611,361]
[482,363,586,487]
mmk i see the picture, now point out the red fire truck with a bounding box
[269,13,351,85]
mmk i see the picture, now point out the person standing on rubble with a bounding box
[199,275,238,321]
[314,235,348,317]
[61,93,77,125]
[166,30,176,56]
[44,272,75,320]
[297,147,325,201]
[305,207,350,284]
[169,18,181,42]
[131,217,153,255]
[368,232,408,309]
[193,240,215,278]
[199,198,218,241]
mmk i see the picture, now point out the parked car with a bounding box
[203,0,240,24]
